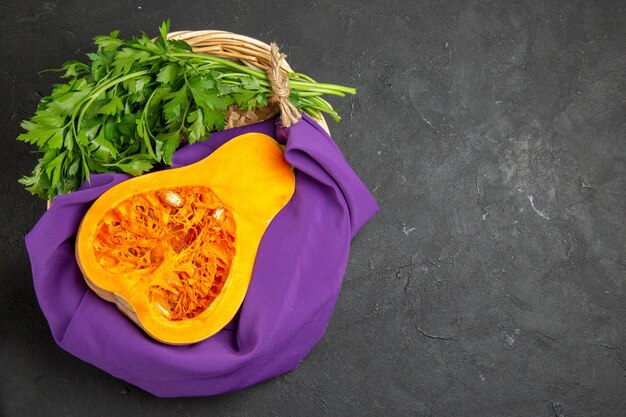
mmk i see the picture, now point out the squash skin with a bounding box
[75,133,295,345]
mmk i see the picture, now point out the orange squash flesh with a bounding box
[75,133,295,344]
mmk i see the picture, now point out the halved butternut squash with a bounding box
[75,133,295,344]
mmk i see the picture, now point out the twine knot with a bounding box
[267,43,300,128]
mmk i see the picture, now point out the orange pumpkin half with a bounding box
[75,133,295,344]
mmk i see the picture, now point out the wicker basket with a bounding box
[167,30,330,134]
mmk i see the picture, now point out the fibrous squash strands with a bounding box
[93,187,236,321]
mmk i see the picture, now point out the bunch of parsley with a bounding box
[18,21,355,200]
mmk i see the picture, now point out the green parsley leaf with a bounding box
[155,131,181,165]
[156,63,179,84]
[98,96,124,116]
[186,108,205,144]
[111,155,154,176]
[94,30,123,52]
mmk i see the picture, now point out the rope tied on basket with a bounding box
[267,43,300,128]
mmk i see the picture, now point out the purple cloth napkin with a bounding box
[25,114,378,397]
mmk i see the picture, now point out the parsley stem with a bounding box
[296,91,324,97]
[289,72,317,83]
[288,81,355,95]
[140,88,159,160]
[169,52,265,77]
[171,53,354,97]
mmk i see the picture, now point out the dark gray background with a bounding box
[1,1,624,416]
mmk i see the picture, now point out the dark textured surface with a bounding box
[1,0,624,416]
